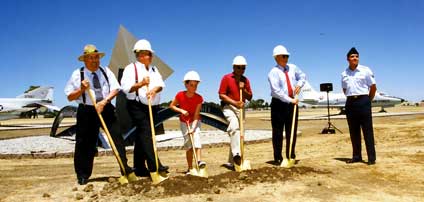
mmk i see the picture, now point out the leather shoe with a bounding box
[233,155,241,166]
[77,178,88,185]
[346,158,362,164]
[158,165,169,172]
[367,161,376,165]
[135,170,150,177]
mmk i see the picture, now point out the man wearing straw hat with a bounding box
[65,44,134,185]
[267,45,306,166]
[120,39,169,177]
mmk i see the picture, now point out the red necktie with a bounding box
[284,69,293,98]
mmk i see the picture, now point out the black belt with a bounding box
[347,95,368,100]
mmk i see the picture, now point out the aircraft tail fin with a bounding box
[300,81,319,99]
[16,86,54,102]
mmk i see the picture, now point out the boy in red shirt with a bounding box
[170,71,206,173]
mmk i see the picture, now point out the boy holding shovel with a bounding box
[170,70,207,175]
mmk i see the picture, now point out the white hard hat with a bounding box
[133,39,154,53]
[183,70,201,82]
[273,45,290,57]
[232,55,247,65]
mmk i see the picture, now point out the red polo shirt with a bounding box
[174,91,203,123]
[218,73,252,102]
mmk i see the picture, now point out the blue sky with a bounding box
[0,0,423,107]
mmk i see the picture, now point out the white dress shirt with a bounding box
[341,64,376,96]
[120,61,165,105]
[64,66,121,105]
[268,64,306,103]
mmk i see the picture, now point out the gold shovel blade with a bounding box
[150,171,169,185]
[118,176,129,185]
[189,167,208,178]
[127,172,138,182]
[234,160,251,172]
[242,160,252,170]
[280,159,295,168]
[198,168,208,177]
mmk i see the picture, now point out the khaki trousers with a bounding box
[223,104,245,163]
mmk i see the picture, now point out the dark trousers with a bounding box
[75,103,132,180]
[127,100,164,173]
[345,95,376,162]
[271,98,298,161]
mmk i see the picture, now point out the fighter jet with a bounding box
[300,81,403,112]
[0,86,60,121]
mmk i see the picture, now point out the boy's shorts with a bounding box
[180,121,202,150]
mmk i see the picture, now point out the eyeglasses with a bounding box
[85,55,100,60]
[234,66,246,70]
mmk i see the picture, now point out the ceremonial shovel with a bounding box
[186,120,208,177]
[86,89,137,184]
[234,88,251,172]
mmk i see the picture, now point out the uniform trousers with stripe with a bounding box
[271,98,298,162]
[345,95,376,162]
[126,100,165,173]
[75,103,132,180]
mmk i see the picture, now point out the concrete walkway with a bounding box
[0,129,301,159]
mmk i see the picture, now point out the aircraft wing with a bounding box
[24,103,60,111]
[40,104,61,111]
[0,107,37,113]
[300,103,345,108]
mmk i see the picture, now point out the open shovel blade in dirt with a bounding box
[234,159,251,172]
[150,171,169,185]
[186,121,208,178]
[280,158,295,168]
[189,167,208,178]
[126,172,138,182]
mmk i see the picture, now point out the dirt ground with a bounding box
[0,107,423,202]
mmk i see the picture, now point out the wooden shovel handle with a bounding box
[86,89,127,176]
[146,86,161,173]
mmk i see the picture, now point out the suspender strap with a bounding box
[98,66,110,86]
[80,67,86,104]
[133,63,139,97]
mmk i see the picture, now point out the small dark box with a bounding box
[320,83,333,92]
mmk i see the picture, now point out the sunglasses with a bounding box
[234,65,246,70]
[136,50,153,57]
[277,55,289,59]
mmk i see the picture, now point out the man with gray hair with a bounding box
[268,45,306,165]
[65,44,134,185]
